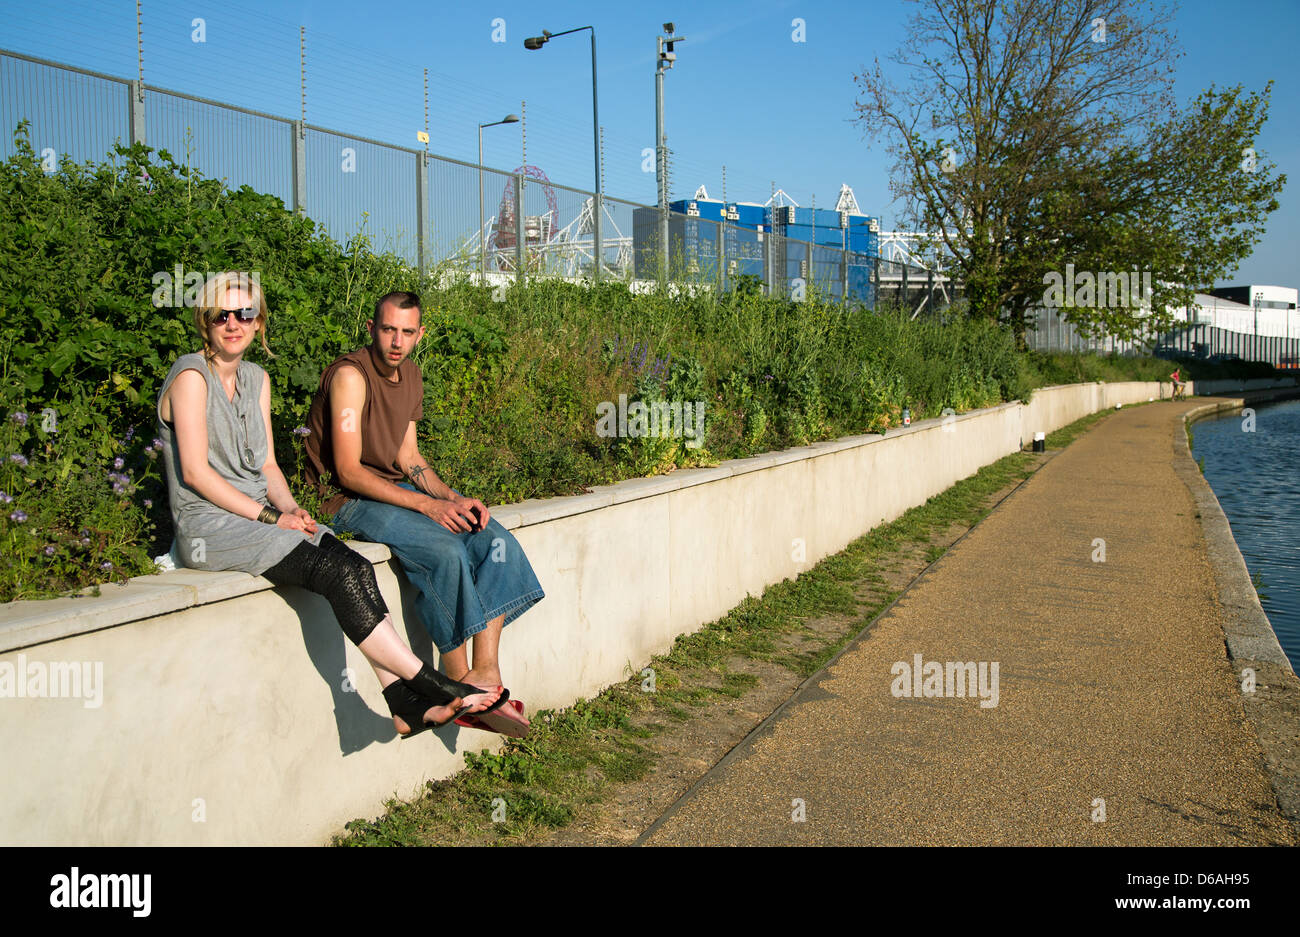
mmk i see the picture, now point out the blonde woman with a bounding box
[156,272,502,736]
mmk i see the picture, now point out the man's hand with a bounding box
[454,496,491,531]
[418,496,479,533]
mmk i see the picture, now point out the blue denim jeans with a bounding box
[331,484,544,653]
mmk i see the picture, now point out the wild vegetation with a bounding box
[0,126,1252,601]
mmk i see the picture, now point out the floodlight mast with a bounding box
[656,24,685,282]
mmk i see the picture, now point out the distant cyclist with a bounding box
[1170,367,1186,401]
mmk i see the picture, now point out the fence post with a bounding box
[593,191,602,282]
[128,79,145,145]
[416,152,428,278]
[840,247,848,306]
[659,205,669,287]
[764,224,774,293]
[717,221,724,291]
[514,172,525,287]
[291,120,307,215]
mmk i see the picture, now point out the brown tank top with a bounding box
[304,347,424,515]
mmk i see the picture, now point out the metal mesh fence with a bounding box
[426,155,503,275]
[148,89,293,205]
[6,42,1294,366]
[1,46,943,312]
[26,45,1261,344]
[1149,324,1300,366]
[601,195,641,281]
[1025,305,1300,364]
[1,52,129,165]
[305,127,419,261]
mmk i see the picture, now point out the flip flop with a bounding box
[458,698,529,738]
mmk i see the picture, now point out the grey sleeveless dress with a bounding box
[157,353,329,574]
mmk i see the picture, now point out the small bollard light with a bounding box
[902,408,911,426]
[1032,431,1045,453]
[1115,402,1122,410]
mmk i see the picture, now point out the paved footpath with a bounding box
[641,400,1295,845]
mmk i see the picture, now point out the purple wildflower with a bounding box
[113,457,125,470]
[100,561,113,572]
[108,471,132,495]
[0,491,11,504]
[9,510,27,523]
[43,545,55,557]
[293,426,311,437]
[80,537,91,547]
[10,410,27,425]
[124,424,136,442]
[9,453,28,467]
[152,438,164,451]
[143,499,153,509]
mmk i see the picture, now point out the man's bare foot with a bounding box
[450,665,503,690]
[445,666,507,716]
[451,675,503,716]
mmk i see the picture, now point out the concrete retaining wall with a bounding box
[0,380,1171,845]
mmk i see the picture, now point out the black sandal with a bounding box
[405,663,509,720]
[382,680,468,739]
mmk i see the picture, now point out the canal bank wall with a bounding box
[1179,391,1300,836]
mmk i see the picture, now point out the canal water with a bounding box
[1191,397,1300,671]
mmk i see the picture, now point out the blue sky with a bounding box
[2,0,1296,287]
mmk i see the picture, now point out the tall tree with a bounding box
[854,0,1285,341]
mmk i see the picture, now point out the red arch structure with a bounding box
[493,165,560,270]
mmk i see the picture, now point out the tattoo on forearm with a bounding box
[408,463,437,494]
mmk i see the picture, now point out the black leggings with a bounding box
[262,534,388,645]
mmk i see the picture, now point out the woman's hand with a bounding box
[290,507,318,534]
[276,511,315,537]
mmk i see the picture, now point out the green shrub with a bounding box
[0,122,1085,600]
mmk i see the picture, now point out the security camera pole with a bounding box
[657,23,684,283]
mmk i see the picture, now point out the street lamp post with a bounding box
[479,114,520,282]
[524,26,602,280]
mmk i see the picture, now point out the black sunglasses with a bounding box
[211,307,258,325]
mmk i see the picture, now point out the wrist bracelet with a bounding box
[257,507,282,524]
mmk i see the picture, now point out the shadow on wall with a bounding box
[278,560,456,757]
